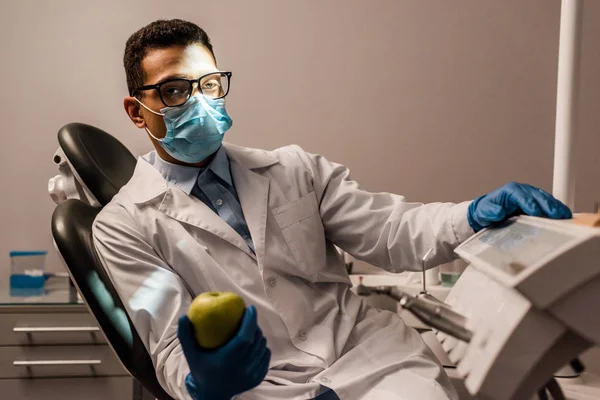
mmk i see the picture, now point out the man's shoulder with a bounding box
[93,191,134,232]
[92,162,149,234]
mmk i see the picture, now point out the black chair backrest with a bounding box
[58,122,137,206]
[52,123,174,400]
[52,201,173,400]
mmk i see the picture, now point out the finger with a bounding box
[237,326,265,363]
[521,184,559,218]
[522,184,572,219]
[237,306,258,341]
[220,306,257,355]
[508,183,542,216]
[473,201,507,229]
[245,333,267,369]
[248,347,271,387]
[560,205,573,219]
[177,315,200,353]
[533,186,572,218]
[252,347,271,384]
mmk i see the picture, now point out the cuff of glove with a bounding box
[466,195,486,232]
[452,201,476,244]
[185,373,232,400]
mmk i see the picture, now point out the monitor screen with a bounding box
[459,220,577,276]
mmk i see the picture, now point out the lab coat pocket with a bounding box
[272,191,326,276]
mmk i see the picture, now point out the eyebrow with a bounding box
[153,74,192,85]
[152,69,221,86]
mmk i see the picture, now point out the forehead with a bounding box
[141,44,217,84]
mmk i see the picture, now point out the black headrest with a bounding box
[57,123,137,206]
[51,199,173,400]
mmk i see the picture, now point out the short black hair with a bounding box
[123,19,215,96]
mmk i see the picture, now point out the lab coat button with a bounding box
[320,377,331,384]
[216,199,223,206]
[298,331,307,341]
[267,277,277,287]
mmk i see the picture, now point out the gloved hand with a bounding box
[178,305,271,400]
[467,182,572,232]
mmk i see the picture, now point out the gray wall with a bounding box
[0,0,598,280]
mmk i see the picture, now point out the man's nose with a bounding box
[191,82,201,97]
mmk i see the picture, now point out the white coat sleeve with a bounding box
[292,146,475,272]
[92,204,193,400]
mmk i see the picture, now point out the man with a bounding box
[93,19,571,400]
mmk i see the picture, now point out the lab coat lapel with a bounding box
[130,146,277,261]
[229,161,270,267]
[159,184,256,259]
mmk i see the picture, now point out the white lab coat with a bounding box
[93,143,474,400]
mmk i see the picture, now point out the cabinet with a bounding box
[0,283,133,400]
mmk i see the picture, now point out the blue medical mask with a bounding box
[137,95,233,163]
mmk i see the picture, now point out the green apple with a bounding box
[187,292,246,349]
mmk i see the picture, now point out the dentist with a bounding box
[93,19,571,400]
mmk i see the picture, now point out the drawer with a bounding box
[0,312,105,346]
[0,344,127,378]
[0,376,133,400]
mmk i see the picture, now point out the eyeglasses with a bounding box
[134,71,232,107]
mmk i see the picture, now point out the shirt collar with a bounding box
[144,146,233,195]
[206,145,233,186]
[127,143,280,205]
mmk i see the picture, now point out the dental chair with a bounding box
[49,123,174,400]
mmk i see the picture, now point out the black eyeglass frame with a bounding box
[133,71,232,107]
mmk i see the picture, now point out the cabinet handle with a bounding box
[13,360,102,366]
[13,326,100,333]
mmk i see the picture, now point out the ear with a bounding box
[124,96,146,128]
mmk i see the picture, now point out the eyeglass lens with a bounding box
[159,73,230,107]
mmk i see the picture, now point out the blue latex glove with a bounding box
[178,305,271,400]
[467,182,572,232]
